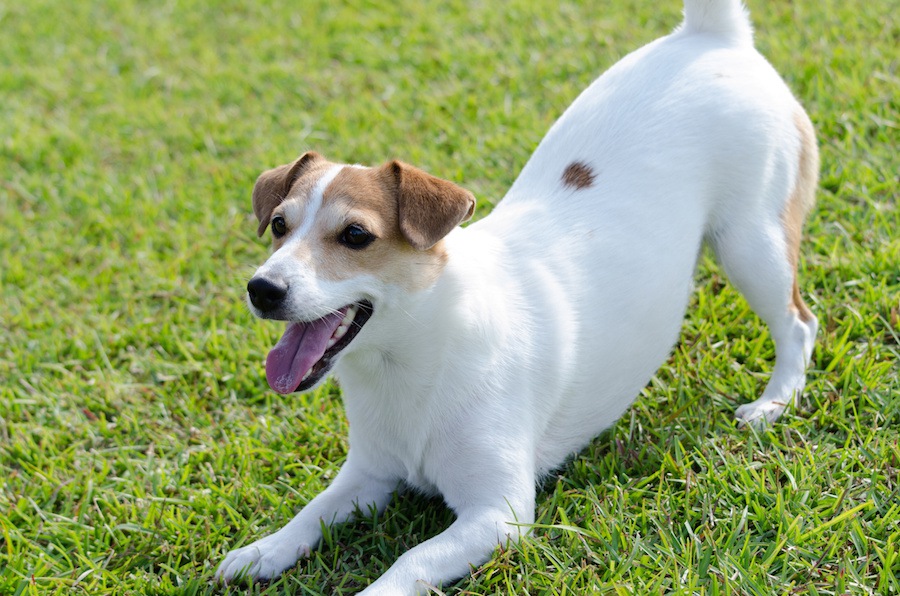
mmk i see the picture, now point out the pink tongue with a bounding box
[265,308,347,394]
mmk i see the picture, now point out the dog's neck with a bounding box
[334,226,508,400]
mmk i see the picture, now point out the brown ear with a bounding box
[252,151,322,237]
[385,160,476,250]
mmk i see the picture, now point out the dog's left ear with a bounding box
[252,151,323,237]
[384,161,476,250]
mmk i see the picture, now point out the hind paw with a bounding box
[735,399,788,428]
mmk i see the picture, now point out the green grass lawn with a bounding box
[1,0,898,594]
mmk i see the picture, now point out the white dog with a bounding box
[216,0,818,592]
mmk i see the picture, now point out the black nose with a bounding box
[247,276,288,312]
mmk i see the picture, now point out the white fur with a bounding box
[294,164,341,239]
[217,1,817,592]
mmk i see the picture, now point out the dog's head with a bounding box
[246,151,475,394]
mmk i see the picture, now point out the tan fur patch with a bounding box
[311,165,449,291]
[561,161,596,190]
[257,157,474,293]
[782,110,818,323]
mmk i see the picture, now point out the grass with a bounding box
[1,0,897,594]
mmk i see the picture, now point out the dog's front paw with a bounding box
[215,534,310,583]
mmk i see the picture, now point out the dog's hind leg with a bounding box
[709,110,818,427]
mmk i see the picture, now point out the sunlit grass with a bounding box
[1,0,897,594]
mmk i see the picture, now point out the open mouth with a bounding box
[265,301,373,394]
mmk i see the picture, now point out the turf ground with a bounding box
[1,0,898,594]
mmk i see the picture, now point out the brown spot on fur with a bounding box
[561,161,596,190]
[782,110,818,323]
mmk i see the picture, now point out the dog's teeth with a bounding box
[333,324,349,340]
[302,370,311,381]
[326,338,337,348]
[341,306,357,327]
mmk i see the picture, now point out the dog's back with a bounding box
[467,0,816,464]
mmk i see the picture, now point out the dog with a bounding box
[216,0,818,592]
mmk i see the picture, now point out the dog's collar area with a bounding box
[265,301,373,394]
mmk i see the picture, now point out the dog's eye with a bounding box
[339,224,375,249]
[271,215,287,237]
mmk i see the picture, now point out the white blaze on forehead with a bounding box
[294,164,344,239]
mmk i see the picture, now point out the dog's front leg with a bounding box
[215,454,397,583]
[360,456,535,596]
[360,503,532,596]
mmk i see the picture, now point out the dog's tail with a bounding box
[677,0,753,45]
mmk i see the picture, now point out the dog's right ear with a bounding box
[252,151,323,237]
[384,161,477,251]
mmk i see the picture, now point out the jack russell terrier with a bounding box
[216,0,818,592]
